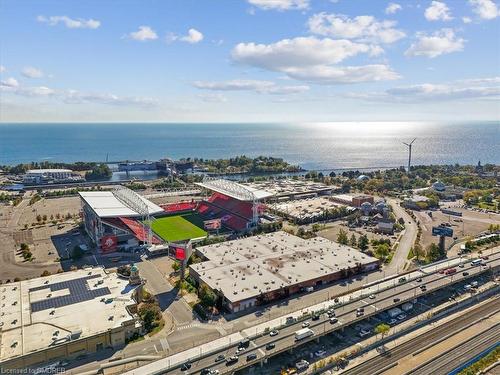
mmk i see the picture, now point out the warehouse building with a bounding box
[189,231,379,313]
[0,268,141,369]
[331,194,374,207]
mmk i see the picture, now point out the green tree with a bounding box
[375,323,390,338]
[349,233,357,248]
[199,284,217,307]
[358,234,369,251]
[171,261,181,272]
[337,229,349,245]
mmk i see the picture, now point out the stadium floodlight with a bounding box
[113,186,153,246]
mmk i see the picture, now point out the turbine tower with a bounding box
[403,138,416,173]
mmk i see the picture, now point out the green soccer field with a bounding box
[150,213,207,242]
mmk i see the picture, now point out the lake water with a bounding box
[0,122,498,170]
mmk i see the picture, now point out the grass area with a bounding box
[150,213,207,242]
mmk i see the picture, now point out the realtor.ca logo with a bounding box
[104,238,114,247]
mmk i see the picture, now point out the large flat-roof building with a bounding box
[0,268,141,370]
[23,169,84,184]
[331,194,374,207]
[189,231,379,313]
[244,179,339,201]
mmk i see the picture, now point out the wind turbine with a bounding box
[403,138,416,173]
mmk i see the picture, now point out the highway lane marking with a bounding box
[160,338,170,351]
[154,344,159,353]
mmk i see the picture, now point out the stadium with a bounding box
[79,178,272,253]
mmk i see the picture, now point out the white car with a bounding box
[302,321,310,328]
[369,294,376,299]
[314,350,327,357]
[358,329,371,338]
[269,330,279,337]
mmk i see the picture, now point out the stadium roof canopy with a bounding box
[79,190,163,218]
[195,177,272,201]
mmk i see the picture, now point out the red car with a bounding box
[444,268,457,275]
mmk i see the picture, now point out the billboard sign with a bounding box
[204,219,221,230]
[170,241,192,262]
[441,209,463,217]
[432,226,453,237]
[100,235,118,253]
[174,247,186,260]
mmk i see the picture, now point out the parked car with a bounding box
[397,314,407,320]
[388,318,398,326]
[314,350,327,357]
[358,329,371,337]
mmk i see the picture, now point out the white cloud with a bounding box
[346,77,500,102]
[247,0,309,10]
[127,26,158,41]
[37,15,100,29]
[385,3,402,14]
[193,79,310,94]
[469,0,499,19]
[22,66,44,78]
[425,1,453,21]
[0,65,5,73]
[231,36,399,84]
[1,77,19,88]
[1,81,157,107]
[197,93,228,103]
[462,16,472,23]
[405,29,464,58]
[168,28,204,44]
[308,13,405,44]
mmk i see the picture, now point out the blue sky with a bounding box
[0,0,499,122]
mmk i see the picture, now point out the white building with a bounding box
[23,169,82,184]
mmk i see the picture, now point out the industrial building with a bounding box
[189,231,379,313]
[268,196,353,223]
[0,268,141,369]
[331,194,374,207]
[23,169,84,184]
[79,186,165,252]
[243,179,339,201]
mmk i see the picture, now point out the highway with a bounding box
[406,321,500,375]
[124,250,500,375]
[340,297,500,375]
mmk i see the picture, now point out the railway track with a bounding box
[407,324,500,375]
[339,297,500,375]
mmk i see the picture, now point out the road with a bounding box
[123,250,500,375]
[385,198,417,274]
[340,297,500,375]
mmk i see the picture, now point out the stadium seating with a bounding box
[196,192,255,232]
[161,201,197,214]
[118,217,162,244]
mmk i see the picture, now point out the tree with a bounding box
[36,214,42,223]
[337,229,349,245]
[350,233,357,248]
[199,284,217,307]
[358,234,369,251]
[375,323,390,338]
[171,261,181,272]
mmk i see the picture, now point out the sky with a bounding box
[0,0,499,122]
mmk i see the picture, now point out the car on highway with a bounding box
[439,269,445,274]
[226,356,238,366]
[330,317,338,324]
[356,310,364,317]
[416,278,422,282]
[327,310,336,317]
[236,347,246,354]
[266,343,275,350]
[420,285,427,291]
[269,330,279,337]
[214,354,225,363]
[302,321,310,328]
[393,297,400,303]
[463,271,469,276]
[286,316,295,324]
[180,362,191,371]
[246,353,257,361]
[458,263,465,268]
[312,314,320,321]
[369,294,376,299]
[444,268,457,275]
[201,369,211,375]
[398,277,407,283]
[334,297,340,303]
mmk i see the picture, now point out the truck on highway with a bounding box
[295,328,314,341]
[387,307,403,318]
